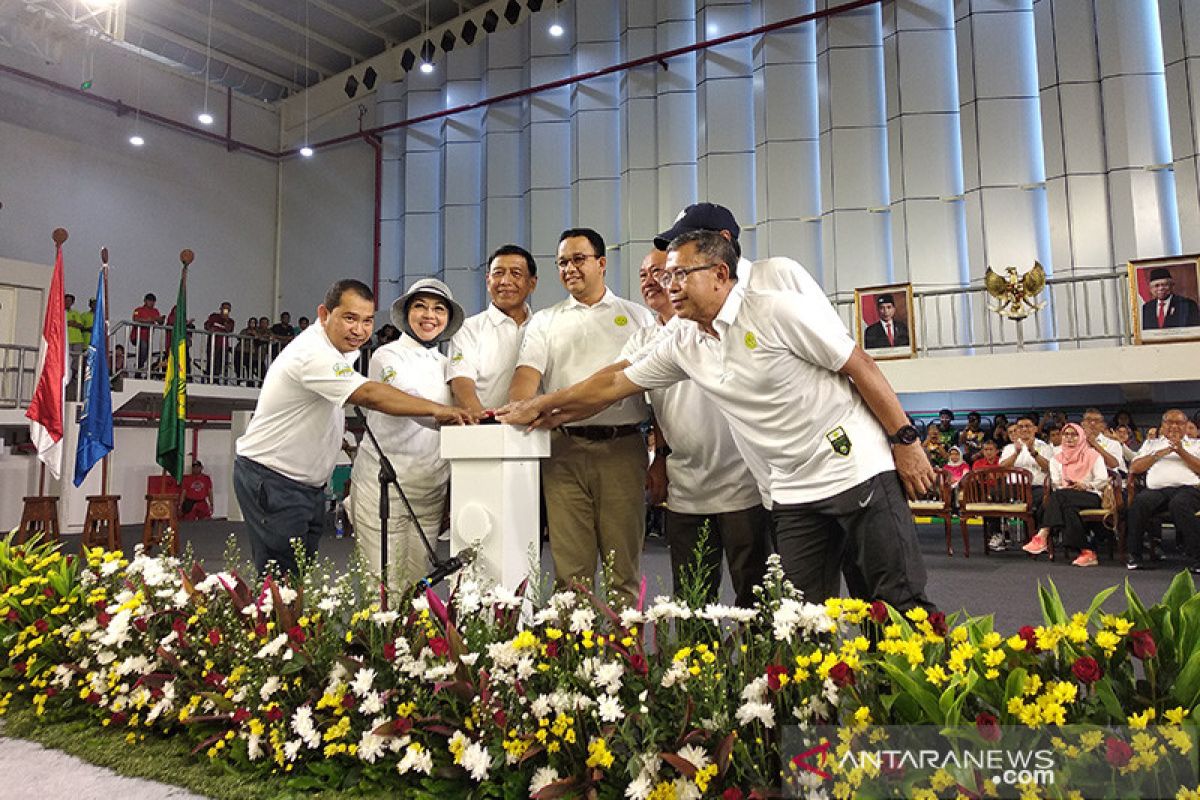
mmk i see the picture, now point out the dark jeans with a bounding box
[1127,485,1200,562]
[664,504,772,608]
[771,471,935,611]
[1041,488,1100,549]
[233,456,325,578]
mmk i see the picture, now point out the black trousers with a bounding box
[664,504,772,608]
[233,456,325,577]
[1127,485,1200,561]
[771,471,935,611]
[1041,488,1100,549]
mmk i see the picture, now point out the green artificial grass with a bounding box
[0,692,392,800]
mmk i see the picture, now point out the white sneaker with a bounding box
[988,533,1007,551]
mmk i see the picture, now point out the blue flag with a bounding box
[73,269,113,487]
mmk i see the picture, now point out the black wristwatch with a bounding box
[655,445,672,458]
[887,425,920,446]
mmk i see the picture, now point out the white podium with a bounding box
[440,425,550,591]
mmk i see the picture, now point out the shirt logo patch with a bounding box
[744,331,759,350]
[614,315,629,327]
[333,363,353,377]
[826,427,852,457]
[379,366,396,384]
[450,353,464,363]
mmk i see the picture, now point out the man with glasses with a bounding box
[448,244,538,413]
[1125,409,1200,572]
[509,228,655,605]
[621,249,768,607]
[1081,407,1124,473]
[500,230,936,612]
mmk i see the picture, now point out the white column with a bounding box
[401,69,447,292]
[482,24,530,288]
[441,45,487,314]
[697,0,758,257]
[528,3,574,309]
[1094,0,1180,259]
[1161,0,1200,252]
[376,82,408,310]
[819,0,892,295]
[621,0,660,261]
[572,0,627,293]
[754,0,823,282]
[656,0,700,234]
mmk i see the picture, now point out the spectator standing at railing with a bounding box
[271,312,296,342]
[254,315,272,374]
[235,318,258,383]
[297,316,310,332]
[204,301,235,383]
[65,294,93,388]
[131,293,164,371]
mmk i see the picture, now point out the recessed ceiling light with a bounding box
[300,145,314,158]
[197,112,214,125]
[419,61,435,74]
[549,22,564,37]
[129,134,145,147]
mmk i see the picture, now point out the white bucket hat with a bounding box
[390,277,465,343]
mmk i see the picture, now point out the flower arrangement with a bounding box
[1,530,1198,799]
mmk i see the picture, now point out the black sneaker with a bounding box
[1126,559,1142,571]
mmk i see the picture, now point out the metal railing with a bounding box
[832,270,1131,355]
[0,344,39,409]
[108,321,299,386]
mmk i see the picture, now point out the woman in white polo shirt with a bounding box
[351,278,464,592]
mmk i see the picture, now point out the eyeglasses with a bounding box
[656,263,720,289]
[556,253,597,271]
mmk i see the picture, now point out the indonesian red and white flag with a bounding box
[25,242,68,479]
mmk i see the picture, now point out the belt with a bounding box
[561,424,642,441]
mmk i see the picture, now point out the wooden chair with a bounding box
[958,467,1037,558]
[908,469,958,555]
[1073,470,1123,560]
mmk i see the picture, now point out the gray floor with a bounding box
[84,517,1186,632]
[0,736,206,800]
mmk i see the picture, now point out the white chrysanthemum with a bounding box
[97,609,132,649]
[594,660,624,694]
[398,742,433,775]
[741,675,769,704]
[276,585,298,605]
[371,610,399,625]
[530,766,560,796]
[660,660,690,688]
[530,695,552,719]
[410,595,430,613]
[569,607,595,634]
[357,728,386,763]
[290,705,320,748]
[675,744,711,771]
[460,740,491,782]
[283,739,303,761]
[259,676,281,701]
[360,691,385,716]
[317,597,338,613]
[99,559,122,577]
[485,585,522,609]
[351,667,376,696]
[596,694,624,723]
[735,701,775,728]
[699,603,758,624]
[772,597,834,641]
[255,633,289,659]
[647,598,693,622]
[460,652,479,666]
[619,607,648,627]
[625,774,653,800]
[673,777,702,800]
[246,733,264,761]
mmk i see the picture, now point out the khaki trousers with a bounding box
[542,429,647,604]
[351,473,446,594]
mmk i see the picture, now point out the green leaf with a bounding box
[1124,579,1150,628]
[1161,570,1196,616]
[1172,651,1200,709]
[877,661,942,722]
[1084,585,1119,621]
[1038,580,1067,626]
[1094,679,1125,721]
[1003,667,1027,716]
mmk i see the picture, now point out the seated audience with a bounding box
[958,411,987,463]
[1022,423,1108,566]
[992,417,1011,448]
[1187,418,1199,439]
[1045,422,1063,451]
[944,446,970,487]
[1081,407,1125,473]
[924,423,949,467]
[972,439,1007,550]
[1113,424,1139,466]
[1125,409,1200,572]
[937,408,956,443]
[180,460,214,521]
[1000,413,1054,529]
[1112,409,1141,445]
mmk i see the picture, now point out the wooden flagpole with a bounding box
[100,247,111,495]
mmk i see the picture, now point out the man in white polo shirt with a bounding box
[234,279,475,577]
[499,231,936,611]
[509,228,654,604]
[1125,408,1200,572]
[448,244,538,412]
[622,249,768,607]
[1081,407,1125,473]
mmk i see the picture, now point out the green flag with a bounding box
[156,267,188,480]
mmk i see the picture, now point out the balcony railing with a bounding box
[0,344,39,409]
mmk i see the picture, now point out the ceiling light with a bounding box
[300,145,314,158]
[549,22,563,37]
[197,111,214,125]
[419,61,434,74]
[129,134,145,147]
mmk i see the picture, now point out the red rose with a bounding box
[97,611,111,627]
[975,712,1001,742]
[85,691,101,705]
[33,618,48,634]
[12,661,25,675]
[1017,625,1040,652]
[928,612,948,637]
[5,610,17,622]
[232,707,250,724]
[828,661,855,688]
[1128,629,1157,660]
[493,709,507,728]
[545,641,559,659]
[133,617,148,633]
[44,687,57,698]
[868,601,888,624]
[429,636,450,657]
[1104,736,1133,768]
[722,789,744,800]
[172,617,188,636]
[629,652,648,675]
[287,625,306,644]
[395,716,413,734]
[766,664,789,692]
[110,711,127,726]
[264,706,283,722]
[341,693,356,709]
[254,621,268,639]
[41,586,55,599]
[208,629,221,646]
[204,671,226,687]
[1071,656,1103,685]
[383,641,397,661]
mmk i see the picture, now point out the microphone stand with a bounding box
[353,409,440,609]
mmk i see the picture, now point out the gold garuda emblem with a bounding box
[984,261,1046,320]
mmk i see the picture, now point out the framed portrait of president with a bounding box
[1128,255,1200,345]
[854,283,916,360]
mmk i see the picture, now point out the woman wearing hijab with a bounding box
[351,278,465,591]
[1022,422,1109,566]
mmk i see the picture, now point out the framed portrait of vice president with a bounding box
[854,283,916,360]
[1128,255,1200,345]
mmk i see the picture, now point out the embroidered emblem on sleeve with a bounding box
[826,426,852,456]
[451,353,464,363]
[333,363,353,377]
[380,366,396,384]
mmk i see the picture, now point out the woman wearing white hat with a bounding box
[350,278,465,591]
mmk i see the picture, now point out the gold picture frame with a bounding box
[854,283,916,360]
[1128,255,1200,345]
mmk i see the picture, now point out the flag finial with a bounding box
[100,247,109,263]
[180,249,194,266]
[52,228,68,246]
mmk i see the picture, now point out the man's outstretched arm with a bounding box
[496,367,643,429]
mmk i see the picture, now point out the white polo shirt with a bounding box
[518,287,654,427]
[1093,433,1125,473]
[1000,439,1055,486]
[353,335,451,494]
[621,317,761,515]
[1136,437,1200,489]
[237,322,368,487]
[446,303,529,409]
[625,283,894,505]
